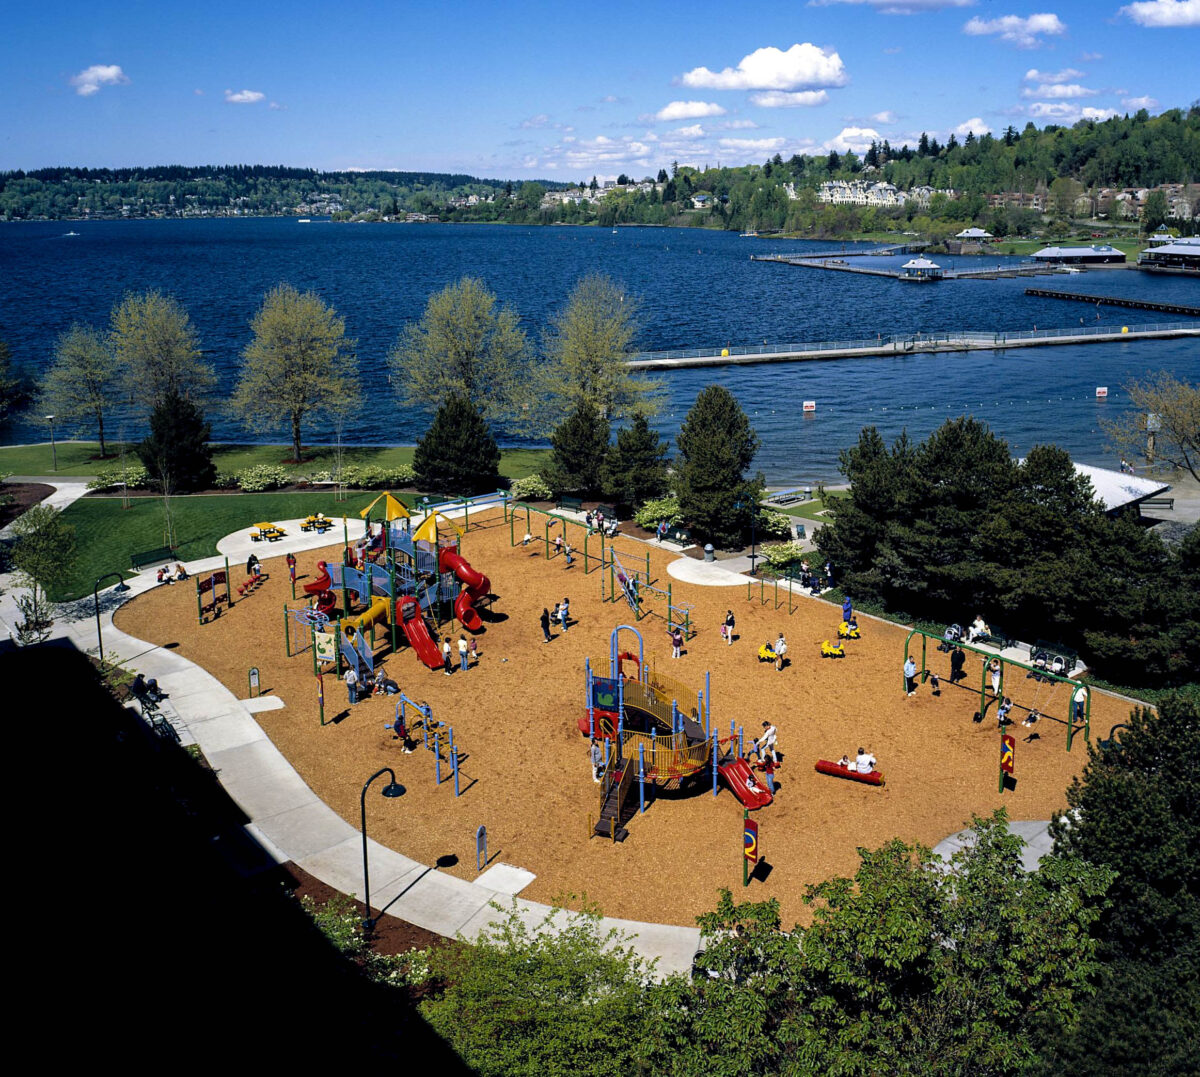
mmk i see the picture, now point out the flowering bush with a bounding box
[86,462,150,491]
[234,464,290,492]
[510,473,553,501]
[633,496,682,530]
[309,464,416,488]
[759,509,795,540]
[761,541,807,568]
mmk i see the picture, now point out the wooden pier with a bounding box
[1024,288,1200,316]
[757,255,1060,280]
[627,323,1200,371]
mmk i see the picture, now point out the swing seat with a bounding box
[821,640,845,658]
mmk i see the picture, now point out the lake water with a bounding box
[1,218,1195,483]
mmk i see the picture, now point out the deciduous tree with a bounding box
[10,503,77,633]
[542,274,661,421]
[231,284,359,462]
[39,324,122,456]
[388,277,538,433]
[1102,371,1199,482]
[110,290,215,409]
[411,392,501,495]
[674,385,761,546]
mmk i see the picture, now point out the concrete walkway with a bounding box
[0,489,702,977]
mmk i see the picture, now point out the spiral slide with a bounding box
[303,560,332,595]
[395,595,443,670]
[439,549,491,633]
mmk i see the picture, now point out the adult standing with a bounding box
[842,595,853,624]
[344,665,359,705]
[824,560,833,589]
[590,738,604,783]
[749,721,778,763]
[989,658,1002,697]
[774,633,787,672]
[442,637,453,676]
[950,646,966,683]
[458,634,469,672]
[904,655,917,696]
[1072,684,1088,726]
[724,610,735,646]
[540,607,552,643]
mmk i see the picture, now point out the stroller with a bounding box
[937,624,964,653]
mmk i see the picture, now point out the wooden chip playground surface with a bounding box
[114,507,1129,929]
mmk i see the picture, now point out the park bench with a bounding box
[976,623,1013,649]
[1030,639,1078,676]
[666,525,693,546]
[1141,497,1175,510]
[130,545,176,571]
[557,495,584,513]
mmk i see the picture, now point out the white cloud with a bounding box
[883,45,903,53]
[963,13,1066,47]
[808,0,973,11]
[953,117,992,136]
[1023,67,1084,82]
[1081,107,1120,121]
[718,137,788,152]
[871,110,897,123]
[69,64,129,97]
[673,124,707,139]
[1080,51,1103,61]
[720,119,760,129]
[655,100,726,121]
[824,126,881,152]
[681,43,847,91]
[1026,102,1119,122]
[194,88,205,96]
[1022,83,1098,99]
[269,101,286,111]
[224,89,265,104]
[750,90,830,107]
[1122,95,1159,109]
[1119,0,1200,26]
[521,114,550,128]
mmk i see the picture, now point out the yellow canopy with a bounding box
[358,492,411,522]
[414,511,463,544]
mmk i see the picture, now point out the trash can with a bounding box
[704,544,715,562]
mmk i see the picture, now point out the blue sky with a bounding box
[1,0,1194,180]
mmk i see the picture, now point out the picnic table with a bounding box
[252,522,287,542]
[301,514,333,532]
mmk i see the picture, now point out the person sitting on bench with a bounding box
[967,614,990,643]
[852,747,876,774]
[837,754,852,768]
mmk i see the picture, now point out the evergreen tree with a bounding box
[412,392,500,495]
[0,339,33,428]
[602,413,670,508]
[826,150,841,173]
[674,386,761,546]
[137,391,216,493]
[544,401,610,497]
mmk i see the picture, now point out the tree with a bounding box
[137,391,216,495]
[544,401,610,497]
[39,324,122,456]
[231,284,359,462]
[1141,189,1169,232]
[420,900,655,1077]
[387,277,537,433]
[10,503,77,634]
[543,274,660,422]
[411,392,500,495]
[674,386,761,546]
[602,414,670,507]
[109,290,215,409]
[0,339,34,428]
[1102,371,1200,481]
[1038,695,1200,1076]
[826,149,841,173]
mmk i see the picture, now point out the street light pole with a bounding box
[93,572,131,667]
[360,767,406,932]
[45,415,57,471]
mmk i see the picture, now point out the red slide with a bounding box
[718,757,774,810]
[395,595,443,670]
[314,590,338,619]
[303,560,332,595]
[440,549,490,632]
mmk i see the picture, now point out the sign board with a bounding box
[249,666,260,697]
[744,818,759,866]
[1000,734,1015,775]
[1095,386,1108,398]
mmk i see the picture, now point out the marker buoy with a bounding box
[1096,386,1108,398]
[1121,326,1129,334]
[802,400,817,412]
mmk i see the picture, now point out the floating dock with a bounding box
[627,323,1200,370]
[1024,288,1200,317]
[755,254,1063,280]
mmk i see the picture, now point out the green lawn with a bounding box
[55,490,405,601]
[1,442,552,481]
[769,491,847,522]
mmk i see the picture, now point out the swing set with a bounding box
[903,627,1090,750]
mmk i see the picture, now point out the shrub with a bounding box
[761,541,806,568]
[234,464,290,492]
[86,462,150,491]
[510,473,553,501]
[351,464,415,488]
[633,495,682,530]
[759,509,795,540]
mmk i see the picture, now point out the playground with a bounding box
[112,503,1133,927]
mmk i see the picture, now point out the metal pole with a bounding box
[92,572,126,667]
[360,767,404,931]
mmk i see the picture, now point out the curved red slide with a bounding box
[314,590,338,619]
[303,560,332,595]
[440,549,490,632]
[395,595,443,670]
[718,757,773,809]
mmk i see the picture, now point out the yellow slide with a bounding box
[342,596,390,639]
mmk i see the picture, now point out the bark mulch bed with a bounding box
[114,507,1124,929]
[0,482,55,528]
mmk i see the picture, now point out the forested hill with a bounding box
[2,106,1196,228]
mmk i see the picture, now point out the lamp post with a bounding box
[45,415,57,471]
[360,767,406,932]
[93,572,131,667]
[735,498,759,576]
